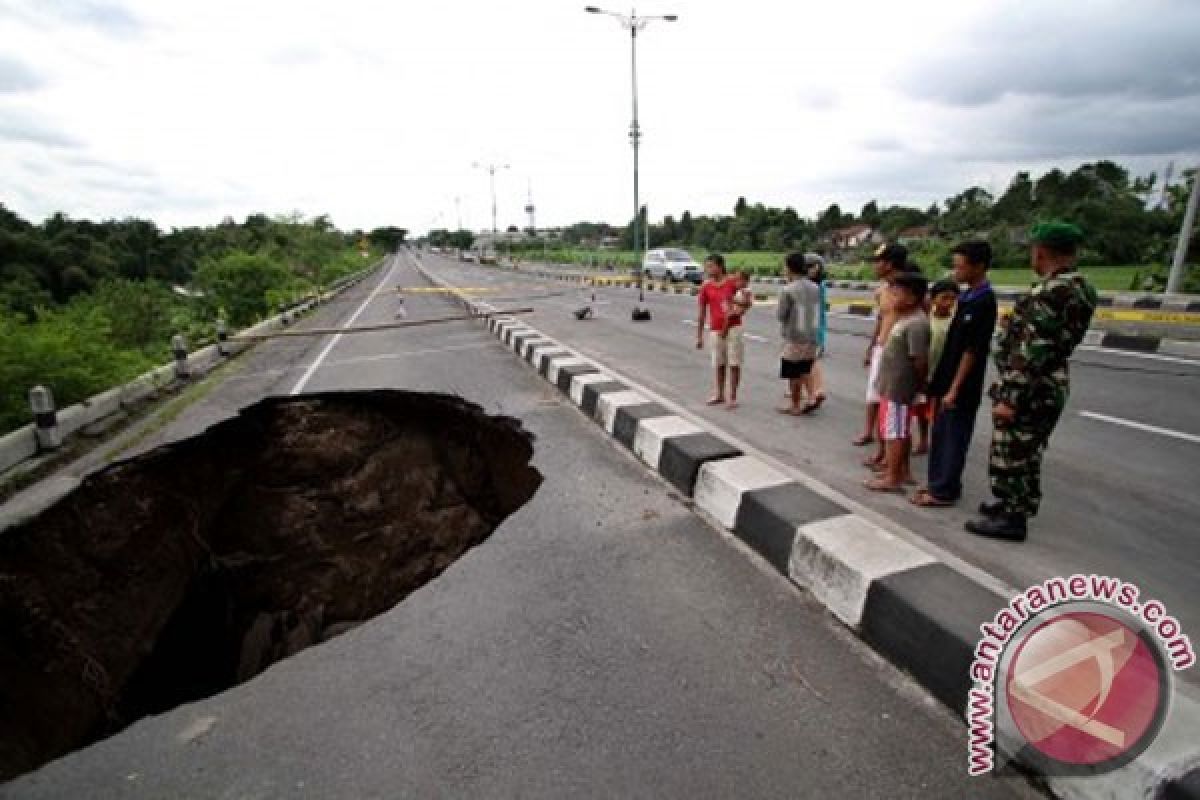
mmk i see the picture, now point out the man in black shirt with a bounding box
[912,240,998,507]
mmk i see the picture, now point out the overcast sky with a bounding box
[2,0,1198,233]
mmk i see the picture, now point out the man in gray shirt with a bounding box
[777,252,821,415]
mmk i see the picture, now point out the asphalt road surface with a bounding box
[3,253,1040,798]
[422,254,1200,688]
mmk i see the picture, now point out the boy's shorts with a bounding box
[865,345,883,403]
[879,399,912,441]
[711,327,744,368]
[780,358,814,380]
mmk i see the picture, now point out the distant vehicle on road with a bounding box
[642,249,703,283]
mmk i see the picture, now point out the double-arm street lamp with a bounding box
[473,161,510,260]
[584,6,677,307]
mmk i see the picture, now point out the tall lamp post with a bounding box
[1167,167,1198,295]
[585,5,677,307]
[473,161,510,261]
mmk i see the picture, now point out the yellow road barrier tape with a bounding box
[1092,309,1200,325]
[826,302,1200,326]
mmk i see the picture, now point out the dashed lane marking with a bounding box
[1079,411,1200,445]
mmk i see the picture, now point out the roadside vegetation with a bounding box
[494,161,1197,291]
[0,207,406,434]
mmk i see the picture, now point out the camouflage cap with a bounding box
[1030,221,1084,249]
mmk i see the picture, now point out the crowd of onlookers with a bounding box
[694,240,999,512]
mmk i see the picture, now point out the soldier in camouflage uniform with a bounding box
[965,221,1097,541]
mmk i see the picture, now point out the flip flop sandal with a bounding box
[911,491,954,508]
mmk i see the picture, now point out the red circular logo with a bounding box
[1005,611,1166,767]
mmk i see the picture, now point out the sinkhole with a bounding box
[0,391,542,782]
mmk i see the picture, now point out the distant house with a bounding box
[821,224,881,251]
[897,226,935,245]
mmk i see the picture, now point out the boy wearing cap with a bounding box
[865,271,930,492]
[965,223,1096,540]
[913,242,997,508]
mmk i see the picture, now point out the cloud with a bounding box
[897,1,1200,106]
[0,56,45,93]
[0,0,142,37]
[797,86,838,111]
[267,45,325,66]
[859,137,906,153]
[937,95,1200,163]
[0,112,81,149]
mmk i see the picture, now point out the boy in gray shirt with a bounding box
[776,252,821,415]
[866,271,930,491]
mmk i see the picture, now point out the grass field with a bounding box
[519,248,1146,291]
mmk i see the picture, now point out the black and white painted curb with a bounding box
[416,259,1200,800]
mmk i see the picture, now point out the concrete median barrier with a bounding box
[413,256,1200,800]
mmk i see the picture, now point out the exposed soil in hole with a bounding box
[0,391,542,782]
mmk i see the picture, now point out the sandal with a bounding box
[864,478,905,493]
[852,434,875,446]
[911,489,955,508]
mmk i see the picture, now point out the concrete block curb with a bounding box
[694,455,790,529]
[787,514,936,629]
[612,403,672,448]
[633,415,703,470]
[580,381,627,417]
[657,432,742,496]
[414,257,1200,800]
[595,390,650,434]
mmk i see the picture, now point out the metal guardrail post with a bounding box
[172,334,189,380]
[29,385,62,451]
[216,318,229,356]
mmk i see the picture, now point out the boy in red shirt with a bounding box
[696,254,740,408]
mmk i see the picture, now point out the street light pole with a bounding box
[1167,167,1198,295]
[585,6,677,308]
[630,19,641,298]
[473,161,510,261]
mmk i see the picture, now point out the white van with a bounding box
[641,249,703,283]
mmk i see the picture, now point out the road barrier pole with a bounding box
[29,385,62,451]
[172,334,189,380]
[216,318,229,356]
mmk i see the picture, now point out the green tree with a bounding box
[859,200,881,228]
[368,226,408,251]
[195,252,293,326]
[993,172,1034,224]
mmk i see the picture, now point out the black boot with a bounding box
[965,513,1027,541]
[978,499,1006,517]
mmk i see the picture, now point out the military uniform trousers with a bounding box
[987,401,1064,517]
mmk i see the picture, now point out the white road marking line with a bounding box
[1079,411,1200,445]
[316,342,493,369]
[289,255,400,395]
[1076,345,1200,366]
[680,319,771,343]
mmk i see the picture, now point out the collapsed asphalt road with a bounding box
[0,391,541,781]
[0,252,1039,798]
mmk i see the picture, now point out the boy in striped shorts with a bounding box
[865,271,930,492]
